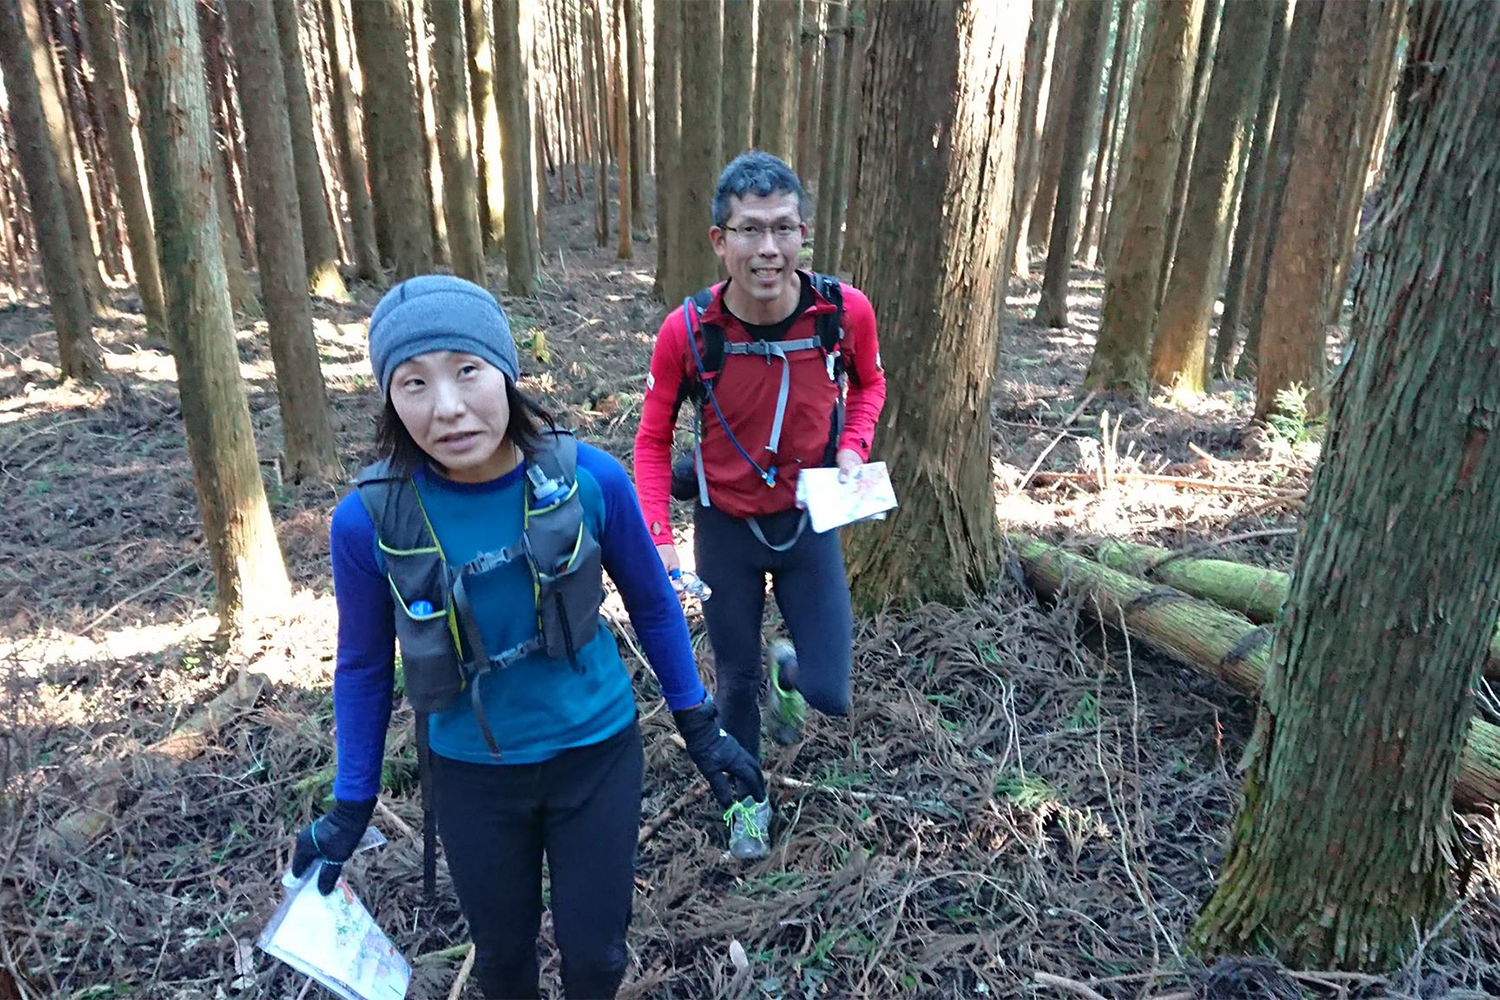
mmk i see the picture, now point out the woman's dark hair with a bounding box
[376,375,557,475]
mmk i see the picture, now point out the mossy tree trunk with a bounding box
[125,0,290,630]
[844,0,1025,611]
[1195,1,1500,965]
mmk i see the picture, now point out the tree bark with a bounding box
[613,0,632,259]
[653,0,680,299]
[79,0,166,336]
[1150,0,1274,392]
[494,0,541,295]
[124,0,290,630]
[1196,4,1500,964]
[721,0,754,159]
[409,0,449,267]
[827,0,865,273]
[812,0,846,274]
[430,0,485,283]
[754,0,798,163]
[1014,537,1500,810]
[1156,0,1219,306]
[0,0,102,378]
[795,1,820,180]
[1025,0,1081,257]
[586,0,609,249]
[1090,538,1500,683]
[1235,0,1324,380]
[223,0,341,484]
[1323,2,1403,330]
[1085,0,1202,396]
[350,0,434,280]
[623,0,645,222]
[844,0,1024,611]
[1210,0,1290,376]
[464,0,505,254]
[1100,1,1157,276]
[1253,2,1381,422]
[270,0,348,301]
[52,1,122,282]
[210,140,262,317]
[1077,0,1132,265]
[320,0,381,282]
[19,0,105,310]
[1034,0,1109,329]
[669,0,722,304]
[1006,0,1060,279]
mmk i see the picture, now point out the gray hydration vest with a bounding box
[353,428,604,757]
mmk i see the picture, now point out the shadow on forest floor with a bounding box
[2,191,1497,999]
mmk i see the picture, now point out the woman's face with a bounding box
[388,351,514,483]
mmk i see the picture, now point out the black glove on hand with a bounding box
[672,697,765,808]
[291,798,376,895]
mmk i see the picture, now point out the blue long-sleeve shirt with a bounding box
[328,442,705,801]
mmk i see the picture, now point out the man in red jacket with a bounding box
[633,151,886,859]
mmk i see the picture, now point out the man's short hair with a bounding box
[711,150,809,227]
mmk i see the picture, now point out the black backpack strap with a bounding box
[810,272,844,356]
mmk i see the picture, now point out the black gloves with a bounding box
[672,696,765,808]
[291,798,376,895]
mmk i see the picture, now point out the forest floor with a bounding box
[2,190,1499,1000]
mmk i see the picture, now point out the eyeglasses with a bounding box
[721,223,805,244]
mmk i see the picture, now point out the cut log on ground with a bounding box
[1088,537,1500,682]
[1010,536,1500,808]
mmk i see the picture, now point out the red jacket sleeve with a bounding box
[837,286,886,460]
[632,310,690,545]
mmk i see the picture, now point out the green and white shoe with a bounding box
[724,795,772,861]
[766,639,807,746]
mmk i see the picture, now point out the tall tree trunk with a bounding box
[1006,0,1061,279]
[320,0,381,282]
[350,0,434,280]
[1156,0,1219,305]
[653,0,680,299]
[211,141,262,316]
[670,0,722,304]
[223,0,341,484]
[270,0,348,301]
[721,0,754,159]
[845,0,1023,610]
[1235,0,1324,380]
[199,0,257,272]
[1078,0,1132,265]
[586,0,609,249]
[1025,0,1081,256]
[812,0,846,273]
[624,0,645,223]
[1194,3,1500,966]
[20,0,104,310]
[124,0,290,629]
[1323,3,1403,330]
[79,0,166,336]
[51,1,120,283]
[755,0,798,162]
[827,0,864,273]
[430,0,485,283]
[1100,1,1158,275]
[1034,0,1109,328]
[465,0,505,254]
[1210,0,1290,375]
[1253,2,1382,422]
[613,0,632,259]
[494,0,540,295]
[795,1,819,178]
[1150,0,1274,392]
[1085,0,1203,396]
[0,0,102,378]
[409,0,449,267]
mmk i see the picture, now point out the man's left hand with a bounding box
[835,449,862,483]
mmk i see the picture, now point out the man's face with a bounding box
[710,192,805,305]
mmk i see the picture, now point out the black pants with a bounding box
[693,504,853,763]
[430,721,643,1000]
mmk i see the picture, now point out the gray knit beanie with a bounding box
[368,274,519,395]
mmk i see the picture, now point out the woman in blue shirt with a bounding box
[291,275,762,1000]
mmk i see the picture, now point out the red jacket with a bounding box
[633,275,886,545]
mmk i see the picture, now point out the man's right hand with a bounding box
[656,543,681,575]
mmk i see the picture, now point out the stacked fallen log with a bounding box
[1086,537,1500,682]
[1010,536,1500,808]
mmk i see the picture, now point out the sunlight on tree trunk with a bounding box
[431,0,486,283]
